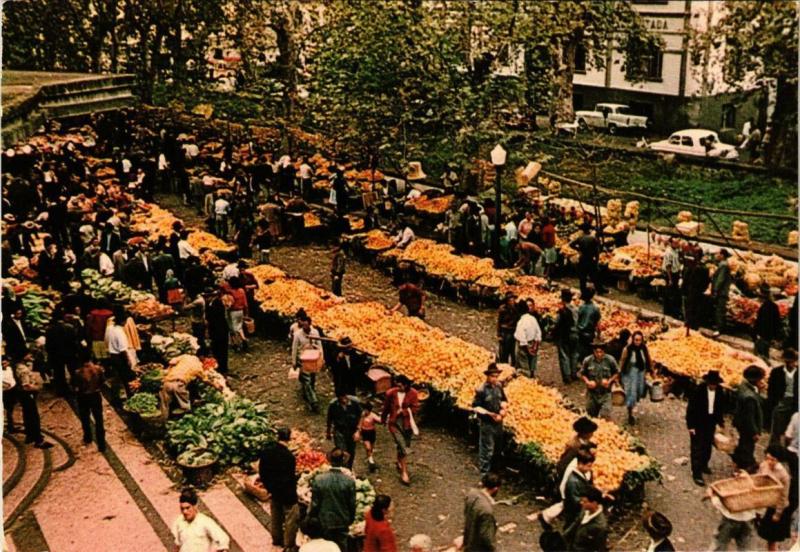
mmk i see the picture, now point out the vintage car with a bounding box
[575,103,649,134]
[648,129,739,160]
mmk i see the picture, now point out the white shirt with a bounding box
[299,539,340,552]
[214,198,230,216]
[158,153,169,171]
[406,189,422,200]
[785,368,796,399]
[105,325,129,355]
[299,163,313,179]
[785,412,798,453]
[13,319,26,341]
[98,253,115,276]
[222,263,240,281]
[711,495,758,522]
[183,144,200,158]
[646,538,664,552]
[178,239,199,260]
[121,158,132,173]
[171,512,230,552]
[707,388,716,416]
[514,313,541,346]
[504,221,518,241]
[662,246,681,274]
[395,227,415,248]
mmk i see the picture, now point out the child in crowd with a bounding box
[357,401,382,471]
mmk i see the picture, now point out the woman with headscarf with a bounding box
[618,330,652,426]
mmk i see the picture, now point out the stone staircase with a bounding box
[2,72,136,146]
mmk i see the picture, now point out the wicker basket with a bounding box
[300,348,324,373]
[710,473,783,513]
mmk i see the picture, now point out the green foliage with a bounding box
[139,368,165,394]
[166,397,274,466]
[125,392,160,415]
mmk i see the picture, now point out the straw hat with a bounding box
[406,161,427,181]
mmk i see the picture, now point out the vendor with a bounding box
[393,218,415,249]
[392,273,426,319]
[471,363,508,476]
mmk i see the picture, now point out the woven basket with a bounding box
[710,473,783,513]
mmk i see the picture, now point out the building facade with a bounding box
[573,0,767,136]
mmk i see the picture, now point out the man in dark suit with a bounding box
[767,348,798,445]
[563,450,596,527]
[151,237,175,303]
[2,306,29,362]
[732,365,766,472]
[686,370,726,486]
[258,427,298,551]
[124,244,153,290]
[463,472,501,552]
[564,486,608,552]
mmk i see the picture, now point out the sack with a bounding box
[714,428,737,453]
[166,287,185,305]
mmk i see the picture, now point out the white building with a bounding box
[573,0,767,135]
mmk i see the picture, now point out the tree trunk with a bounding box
[551,37,578,127]
[764,76,798,169]
[273,5,299,124]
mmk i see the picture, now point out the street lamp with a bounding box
[491,144,506,263]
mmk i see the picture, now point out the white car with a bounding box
[649,129,739,160]
[575,103,649,134]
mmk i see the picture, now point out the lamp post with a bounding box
[490,144,506,263]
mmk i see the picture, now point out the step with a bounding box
[29,397,167,552]
[39,82,134,103]
[39,88,134,110]
[101,400,273,551]
[41,94,135,120]
[2,443,49,527]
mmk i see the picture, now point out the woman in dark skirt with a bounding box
[756,445,792,550]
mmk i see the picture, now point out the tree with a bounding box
[691,1,798,168]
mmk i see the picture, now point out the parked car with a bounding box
[575,103,649,134]
[648,129,739,160]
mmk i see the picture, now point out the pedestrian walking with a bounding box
[553,289,579,384]
[513,299,541,378]
[8,355,52,449]
[578,342,619,418]
[576,287,601,364]
[707,485,757,551]
[562,450,596,528]
[471,364,508,476]
[357,401,382,472]
[681,249,710,330]
[563,486,608,552]
[72,352,106,452]
[331,337,357,397]
[711,249,732,337]
[292,316,322,413]
[766,348,797,446]
[782,412,799,520]
[331,244,346,297]
[298,518,340,552]
[686,370,725,486]
[172,488,230,552]
[327,393,362,470]
[495,292,518,366]
[556,416,598,480]
[643,511,675,552]
[364,494,398,552]
[381,376,419,485]
[756,445,792,551]
[731,365,766,472]
[105,306,135,403]
[223,277,249,352]
[618,331,653,425]
[309,448,356,551]
[462,473,501,552]
[259,427,299,551]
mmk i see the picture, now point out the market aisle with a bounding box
[27,398,167,552]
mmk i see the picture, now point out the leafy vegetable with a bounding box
[166,397,274,466]
[139,367,165,394]
[125,392,160,415]
[177,448,217,467]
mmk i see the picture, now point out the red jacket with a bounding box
[381,386,419,432]
[363,511,398,552]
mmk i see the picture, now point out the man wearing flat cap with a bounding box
[686,370,725,486]
[578,342,619,418]
[472,364,508,475]
[643,511,675,551]
[557,416,598,478]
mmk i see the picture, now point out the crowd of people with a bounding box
[1,108,798,552]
